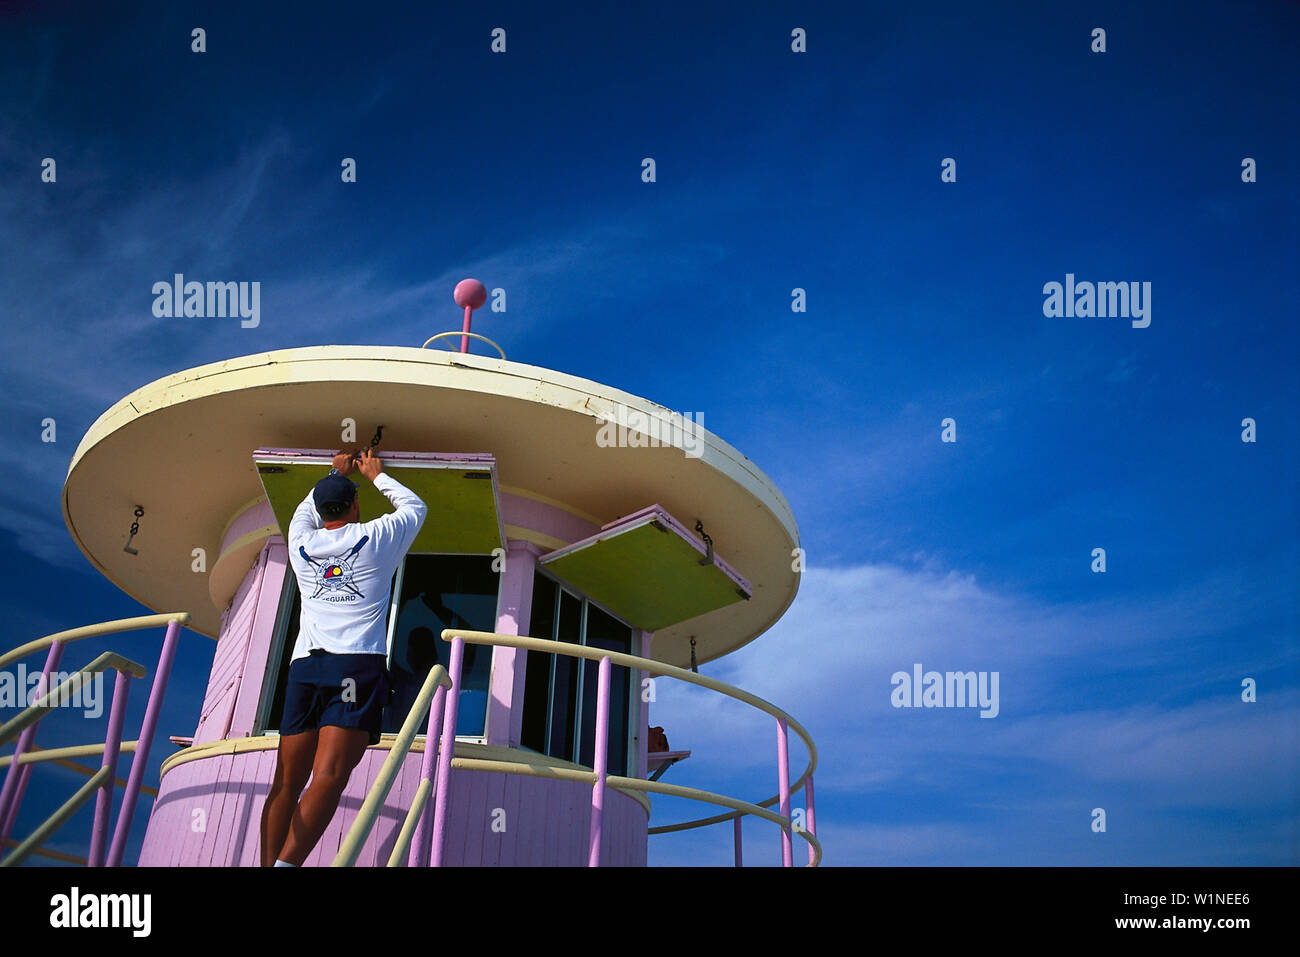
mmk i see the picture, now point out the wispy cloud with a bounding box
[647,558,1300,863]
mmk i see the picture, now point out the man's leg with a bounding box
[260,729,318,866]
[275,725,370,866]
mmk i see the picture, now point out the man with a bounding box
[260,447,427,867]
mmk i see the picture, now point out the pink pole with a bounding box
[0,641,64,841]
[407,683,448,867]
[805,774,817,864]
[587,656,611,867]
[734,815,743,867]
[430,636,465,867]
[460,305,472,353]
[89,670,132,867]
[777,717,792,867]
[107,619,182,867]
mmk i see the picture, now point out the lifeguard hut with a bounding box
[0,281,820,867]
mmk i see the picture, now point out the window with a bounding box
[520,571,634,775]
[383,554,499,738]
[260,554,500,740]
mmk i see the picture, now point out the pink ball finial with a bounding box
[454,279,488,310]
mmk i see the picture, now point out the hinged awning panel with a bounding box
[539,504,751,631]
[252,448,504,554]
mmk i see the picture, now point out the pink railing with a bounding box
[0,615,188,867]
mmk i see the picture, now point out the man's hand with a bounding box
[357,448,384,481]
[332,451,358,476]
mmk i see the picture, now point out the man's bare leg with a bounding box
[261,729,318,866]
[275,725,370,866]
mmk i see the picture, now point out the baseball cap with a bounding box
[313,473,358,515]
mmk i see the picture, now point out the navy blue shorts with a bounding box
[281,649,391,746]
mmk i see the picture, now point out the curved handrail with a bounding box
[439,629,820,865]
[0,613,190,671]
[0,767,112,868]
[420,331,507,359]
[0,741,138,769]
[0,742,157,799]
[0,613,189,868]
[441,631,817,806]
[333,663,452,866]
[0,652,146,748]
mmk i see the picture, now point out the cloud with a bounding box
[645,557,1299,863]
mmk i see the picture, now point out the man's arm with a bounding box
[357,450,427,552]
[287,489,323,545]
[370,472,428,550]
[287,451,355,545]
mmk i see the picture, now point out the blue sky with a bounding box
[0,0,1296,866]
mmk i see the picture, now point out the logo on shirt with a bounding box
[298,536,369,600]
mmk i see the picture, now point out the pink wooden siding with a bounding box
[138,747,648,866]
[228,542,287,736]
[189,540,274,743]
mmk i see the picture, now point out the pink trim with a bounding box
[588,656,612,866]
[408,683,448,867]
[227,542,288,737]
[487,541,540,748]
[547,503,752,597]
[637,630,651,780]
[219,500,276,554]
[108,619,184,867]
[498,493,598,549]
[776,717,792,867]
[254,448,496,466]
[0,641,63,844]
[805,774,817,865]
[430,636,466,866]
[89,670,132,867]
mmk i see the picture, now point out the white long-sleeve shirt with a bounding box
[286,471,427,661]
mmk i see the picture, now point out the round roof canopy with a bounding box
[62,346,801,669]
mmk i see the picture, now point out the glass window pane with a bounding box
[548,589,582,761]
[579,603,632,775]
[520,573,557,753]
[385,555,499,737]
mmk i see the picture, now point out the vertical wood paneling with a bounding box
[166,762,193,867]
[355,749,385,867]
[175,761,208,867]
[198,753,233,866]
[442,762,466,866]
[461,760,488,865]
[139,747,650,866]
[208,755,240,866]
[194,549,266,744]
[228,543,288,736]
[481,769,505,866]
[540,775,556,864]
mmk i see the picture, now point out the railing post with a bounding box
[88,670,132,867]
[805,773,817,865]
[107,619,181,867]
[0,640,64,843]
[588,655,611,867]
[430,636,464,867]
[734,815,743,867]
[777,716,792,867]
[407,683,448,867]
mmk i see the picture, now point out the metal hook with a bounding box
[695,520,714,566]
[124,505,144,555]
